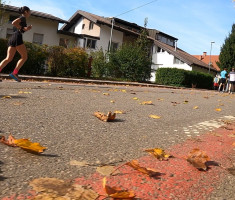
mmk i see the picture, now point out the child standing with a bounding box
[0,6,32,82]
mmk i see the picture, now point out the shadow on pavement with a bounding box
[0,95,27,99]
[0,160,7,181]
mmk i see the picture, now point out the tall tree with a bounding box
[217,24,235,71]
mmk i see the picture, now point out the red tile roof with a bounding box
[193,54,220,71]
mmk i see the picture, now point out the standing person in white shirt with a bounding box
[228,68,235,94]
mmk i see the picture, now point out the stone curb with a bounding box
[1,73,208,91]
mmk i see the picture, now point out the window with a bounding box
[59,38,68,48]
[82,24,85,29]
[89,22,94,30]
[108,41,119,51]
[6,28,13,39]
[86,39,96,49]
[33,33,44,45]
[174,57,184,64]
[9,15,17,23]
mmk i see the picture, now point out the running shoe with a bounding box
[9,73,21,82]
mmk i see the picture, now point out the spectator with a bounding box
[213,74,220,90]
[218,68,227,92]
[228,68,235,94]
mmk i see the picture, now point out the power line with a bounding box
[115,0,159,18]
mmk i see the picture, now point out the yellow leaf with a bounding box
[110,100,115,103]
[183,100,189,104]
[193,106,199,109]
[140,101,153,105]
[14,139,47,153]
[157,98,164,101]
[149,115,161,119]
[133,97,139,100]
[232,142,235,146]
[144,148,170,160]
[215,108,222,112]
[114,110,126,114]
[103,93,110,96]
[121,90,127,93]
[2,96,11,99]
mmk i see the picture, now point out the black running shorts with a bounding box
[8,31,23,47]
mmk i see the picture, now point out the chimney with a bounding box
[203,52,207,57]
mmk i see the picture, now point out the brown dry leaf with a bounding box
[193,106,199,109]
[149,115,161,119]
[228,134,235,138]
[0,134,17,147]
[96,165,116,176]
[140,101,153,105]
[13,102,24,106]
[30,178,98,200]
[94,111,116,122]
[69,160,88,167]
[144,148,170,160]
[103,93,110,96]
[183,100,189,104]
[103,177,135,199]
[2,96,12,99]
[187,148,210,170]
[232,142,235,146]
[126,160,160,177]
[215,108,222,112]
[157,98,164,101]
[222,120,232,125]
[110,100,115,103]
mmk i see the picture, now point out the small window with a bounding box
[33,33,44,45]
[174,57,184,64]
[86,39,96,49]
[89,22,94,30]
[82,24,85,29]
[108,41,119,51]
[6,28,13,39]
[9,15,17,23]
[59,38,68,48]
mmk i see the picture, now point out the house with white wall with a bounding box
[61,10,218,81]
[0,5,77,47]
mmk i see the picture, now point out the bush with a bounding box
[47,46,88,77]
[90,49,108,78]
[155,68,213,89]
[0,38,48,75]
[108,43,152,82]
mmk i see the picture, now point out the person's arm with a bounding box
[12,18,32,32]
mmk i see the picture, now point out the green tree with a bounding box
[217,24,235,71]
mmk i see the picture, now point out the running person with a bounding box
[0,6,32,82]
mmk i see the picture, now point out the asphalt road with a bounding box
[0,80,235,199]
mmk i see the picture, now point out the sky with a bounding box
[6,0,235,55]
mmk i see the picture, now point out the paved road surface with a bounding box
[0,80,235,199]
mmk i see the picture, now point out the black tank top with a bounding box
[13,16,27,33]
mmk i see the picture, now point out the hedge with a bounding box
[0,38,88,77]
[155,68,213,89]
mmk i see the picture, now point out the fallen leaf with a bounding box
[144,148,170,160]
[114,110,126,114]
[103,93,110,96]
[30,178,98,200]
[94,111,116,122]
[228,134,235,138]
[103,177,135,199]
[157,98,164,101]
[96,166,116,176]
[227,167,235,176]
[70,160,88,167]
[121,90,127,93]
[133,97,139,100]
[140,101,153,105]
[215,108,222,112]
[110,100,115,103]
[183,100,189,104]
[149,115,161,119]
[222,120,232,125]
[126,160,160,177]
[13,102,24,106]
[193,106,199,109]
[19,91,32,94]
[0,134,46,153]
[2,95,12,99]
[232,142,235,146]
[187,148,210,170]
